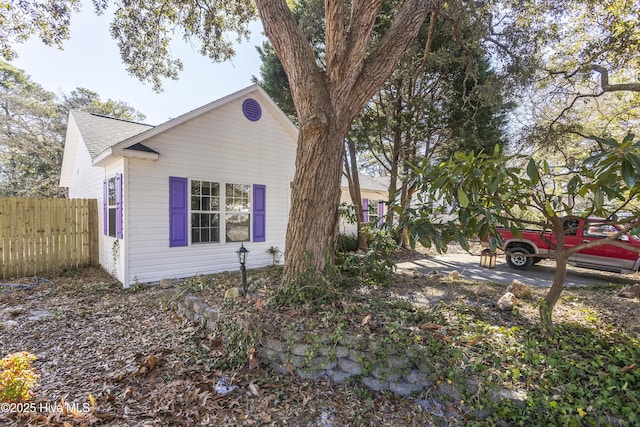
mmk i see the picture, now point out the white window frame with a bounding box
[190,180,221,244]
[107,176,117,238]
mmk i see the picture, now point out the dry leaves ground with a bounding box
[0,250,638,426]
[0,266,457,426]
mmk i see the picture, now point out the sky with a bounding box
[11,5,267,125]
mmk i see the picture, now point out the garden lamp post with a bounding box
[236,243,249,296]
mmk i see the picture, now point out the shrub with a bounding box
[336,233,359,253]
[0,352,39,402]
[339,227,396,284]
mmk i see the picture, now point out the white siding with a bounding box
[124,94,295,286]
[339,188,388,235]
[64,117,132,284]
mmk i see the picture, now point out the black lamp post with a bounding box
[236,243,249,296]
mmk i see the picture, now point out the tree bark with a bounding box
[255,0,435,281]
[539,220,567,334]
[344,138,367,250]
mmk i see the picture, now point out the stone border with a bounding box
[175,292,527,407]
[175,294,219,331]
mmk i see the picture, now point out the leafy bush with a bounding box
[339,227,396,284]
[0,352,39,402]
[270,259,341,309]
[336,233,359,253]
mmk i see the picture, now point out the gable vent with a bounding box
[242,98,262,121]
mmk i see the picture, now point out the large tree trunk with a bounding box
[285,102,348,276]
[255,0,435,282]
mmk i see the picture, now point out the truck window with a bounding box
[584,222,618,238]
[563,219,579,236]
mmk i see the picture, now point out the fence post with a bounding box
[88,199,99,266]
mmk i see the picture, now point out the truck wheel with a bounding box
[506,246,534,270]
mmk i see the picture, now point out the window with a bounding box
[225,183,250,242]
[191,180,220,244]
[584,222,618,238]
[563,218,579,236]
[104,174,122,238]
[171,178,260,247]
[368,201,379,224]
[107,177,117,237]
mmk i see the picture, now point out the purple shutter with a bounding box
[378,201,385,226]
[116,173,123,239]
[103,179,108,235]
[253,184,266,242]
[169,177,188,247]
[362,198,369,223]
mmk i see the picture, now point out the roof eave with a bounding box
[92,148,114,166]
[121,148,159,161]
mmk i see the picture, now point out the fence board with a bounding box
[0,198,98,279]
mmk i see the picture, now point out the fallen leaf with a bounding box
[248,347,260,369]
[420,323,442,331]
[466,336,484,346]
[621,364,636,373]
[434,333,452,343]
[361,314,371,326]
[249,382,260,396]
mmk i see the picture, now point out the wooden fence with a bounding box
[0,198,98,279]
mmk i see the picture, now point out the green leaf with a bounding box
[526,158,539,185]
[621,159,636,188]
[567,175,581,194]
[594,188,604,210]
[622,132,635,145]
[627,153,640,173]
[457,187,469,208]
[590,135,619,148]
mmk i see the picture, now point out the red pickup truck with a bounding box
[497,218,640,274]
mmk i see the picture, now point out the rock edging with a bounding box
[175,292,527,407]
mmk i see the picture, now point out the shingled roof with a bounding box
[341,173,389,192]
[71,110,153,159]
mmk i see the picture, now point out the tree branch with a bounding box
[590,64,640,92]
[255,0,325,119]
[325,0,346,76]
[349,0,437,122]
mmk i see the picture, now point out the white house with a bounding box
[59,85,297,287]
[339,174,390,234]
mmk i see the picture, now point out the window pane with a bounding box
[191,181,201,195]
[225,183,250,213]
[108,178,117,206]
[191,196,200,211]
[192,229,200,244]
[226,213,250,242]
[211,197,220,211]
[202,182,211,196]
[108,208,116,237]
[211,183,220,196]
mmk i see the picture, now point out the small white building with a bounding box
[339,174,390,234]
[59,85,297,287]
